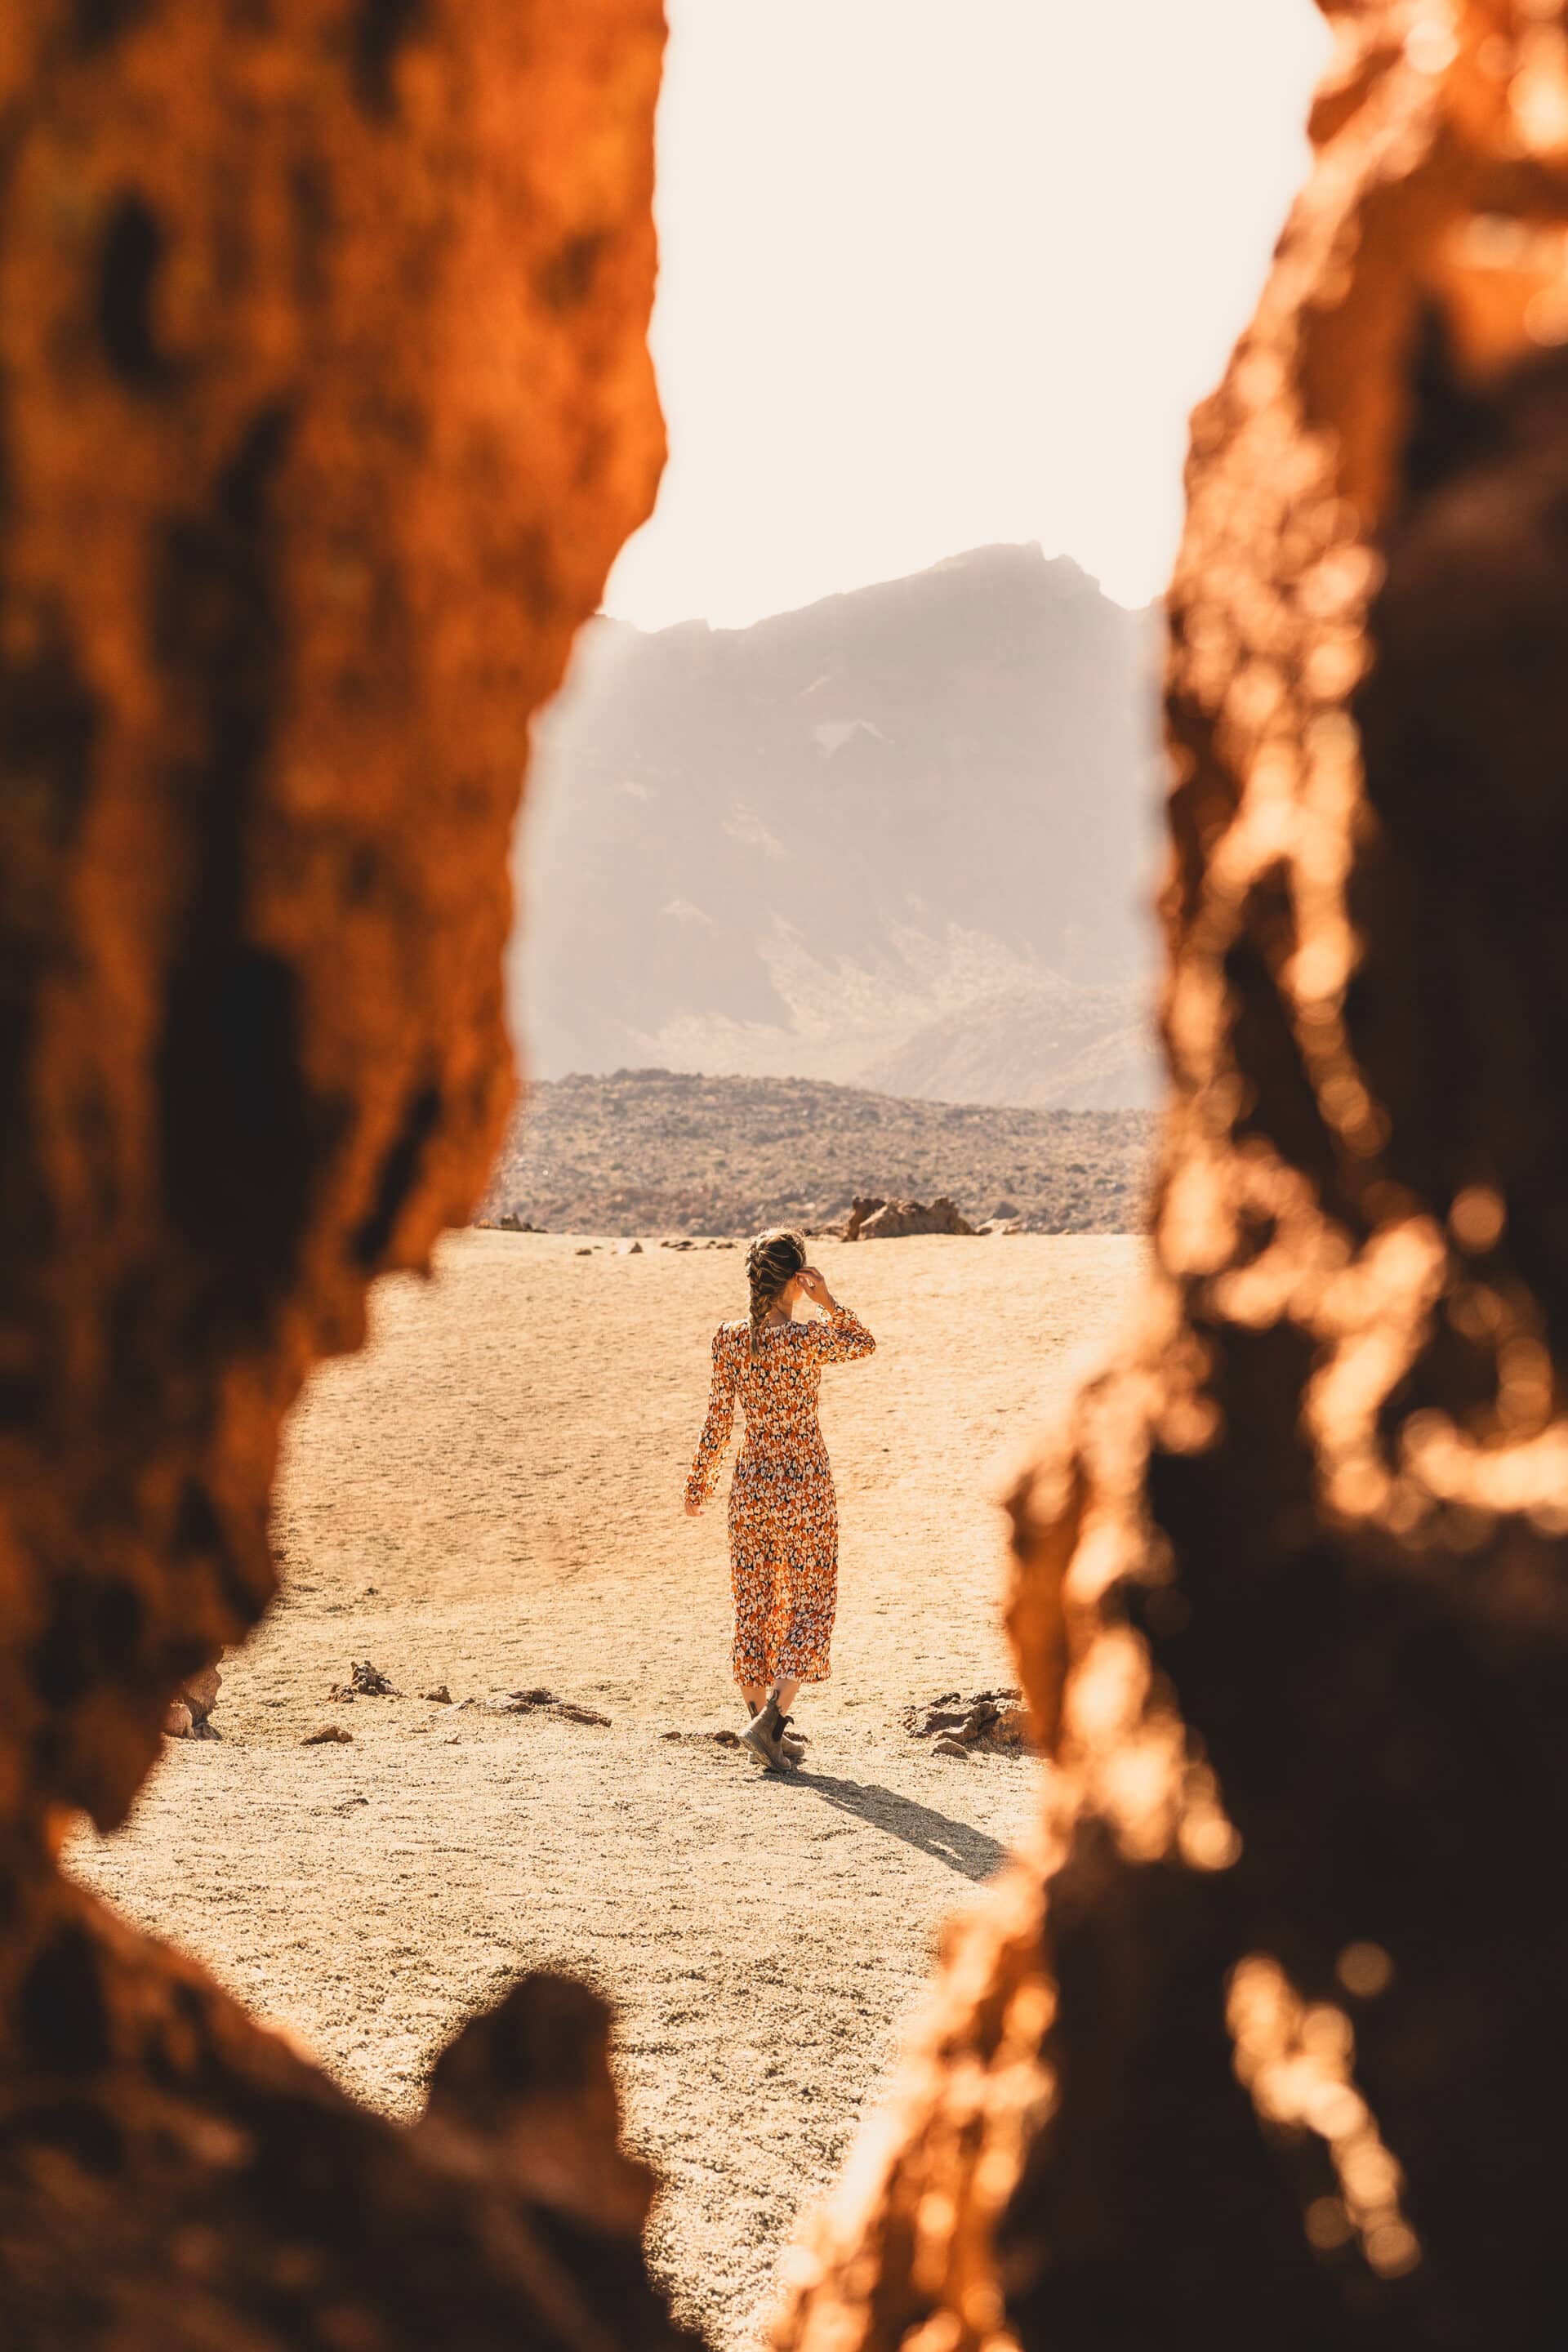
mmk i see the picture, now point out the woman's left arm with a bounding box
[684,1326,739,1511]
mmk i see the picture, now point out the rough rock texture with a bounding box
[0,2,673,2344]
[844,1196,978,1242]
[163,1662,220,1738]
[479,1070,1153,1238]
[776,8,1568,2350]
[901,1691,1033,1754]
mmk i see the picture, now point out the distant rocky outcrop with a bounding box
[479,1070,1154,1237]
[842,1195,975,1240]
[512,545,1162,1109]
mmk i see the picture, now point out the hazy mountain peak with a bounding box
[516,549,1163,1107]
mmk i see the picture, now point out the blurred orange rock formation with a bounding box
[0,3,674,2343]
[6,0,1568,2345]
[776,6,1568,2348]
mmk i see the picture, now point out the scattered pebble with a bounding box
[302,1726,353,1746]
[933,1735,971,1761]
[421,1685,452,1704]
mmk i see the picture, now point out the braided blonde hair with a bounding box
[745,1227,807,1365]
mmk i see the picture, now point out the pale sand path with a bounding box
[70,1232,1142,2350]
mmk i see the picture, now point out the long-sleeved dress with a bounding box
[684,1303,875,1686]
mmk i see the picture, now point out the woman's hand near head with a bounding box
[799,1267,837,1312]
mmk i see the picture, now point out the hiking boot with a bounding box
[742,1696,794,1771]
[739,1707,807,1763]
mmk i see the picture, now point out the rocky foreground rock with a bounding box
[0,7,682,2347]
[479,1070,1153,1237]
[164,1665,221,1740]
[901,1689,1033,1755]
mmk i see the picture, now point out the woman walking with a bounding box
[684,1227,875,1771]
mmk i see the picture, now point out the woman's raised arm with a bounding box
[808,1286,875,1365]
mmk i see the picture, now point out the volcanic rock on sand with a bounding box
[165,1663,222,1739]
[844,1196,976,1241]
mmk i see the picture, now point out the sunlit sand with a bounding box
[72,1229,1141,2348]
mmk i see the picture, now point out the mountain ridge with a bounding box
[510,542,1162,1107]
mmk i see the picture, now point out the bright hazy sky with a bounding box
[604,0,1332,630]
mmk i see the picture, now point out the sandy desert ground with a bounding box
[69,1229,1143,2350]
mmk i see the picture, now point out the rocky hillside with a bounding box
[479,1071,1156,1237]
[510,545,1164,1110]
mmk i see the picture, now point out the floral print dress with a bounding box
[685,1305,876,1687]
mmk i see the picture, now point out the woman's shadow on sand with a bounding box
[784,1767,1009,1883]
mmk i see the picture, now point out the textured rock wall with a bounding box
[0,3,675,2342]
[11,1,1568,2345]
[776,7,1568,2349]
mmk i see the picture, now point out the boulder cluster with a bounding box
[840,1194,976,1240]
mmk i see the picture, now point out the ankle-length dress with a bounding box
[684,1304,875,1686]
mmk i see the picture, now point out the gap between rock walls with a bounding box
[2,6,1565,2350]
